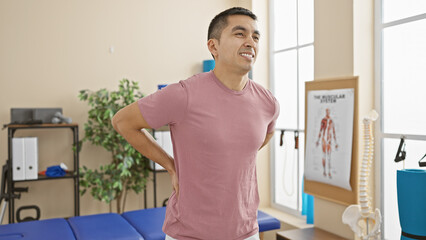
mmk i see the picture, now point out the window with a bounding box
[270,0,314,215]
[376,0,426,238]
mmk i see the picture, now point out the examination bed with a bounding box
[0,207,280,240]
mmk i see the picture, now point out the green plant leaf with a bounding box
[78,79,151,213]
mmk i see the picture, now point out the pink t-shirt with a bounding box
[138,71,279,240]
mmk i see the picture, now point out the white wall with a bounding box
[313,0,375,239]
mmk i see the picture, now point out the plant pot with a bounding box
[397,169,426,240]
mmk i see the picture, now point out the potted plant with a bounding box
[78,79,150,213]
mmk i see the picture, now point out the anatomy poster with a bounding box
[305,88,354,190]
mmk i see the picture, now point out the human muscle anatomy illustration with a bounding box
[316,108,338,178]
[305,88,354,190]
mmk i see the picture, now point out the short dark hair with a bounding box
[208,7,257,41]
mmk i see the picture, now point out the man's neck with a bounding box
[213,67,249,91]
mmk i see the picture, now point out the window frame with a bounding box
[269,0,314,217]
[374,0,426,238]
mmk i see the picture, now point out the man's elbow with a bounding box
[112,102,150,134]
[111,113,122,133]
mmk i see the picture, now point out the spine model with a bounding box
[342,110,381,240]
[360,117,373,217]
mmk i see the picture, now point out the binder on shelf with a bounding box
[12,138,25,180]
[24,137,38,180]
[12,137,38,180]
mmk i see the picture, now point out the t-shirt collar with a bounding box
[209,71,250,95]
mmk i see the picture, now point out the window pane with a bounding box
[383,0,426,23]
[298,46,313,130]
[273,0,297,50]
[274,131,300,210]
[383,138,426,240]
[383,19,426,135]
[298,0,314,45]
[275,50,298,129]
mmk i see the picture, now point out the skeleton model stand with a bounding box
[342,110,381,240]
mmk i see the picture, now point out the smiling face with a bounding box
[208,15,260,75]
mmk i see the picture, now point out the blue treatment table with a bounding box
[0,208,280,240]
[68,213,143,240]
[257,210,281,232]
[122,207,167,240]
[122,207,281,240]
[0,218,75,240]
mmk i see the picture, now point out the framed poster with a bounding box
[304,76,359,206]
[305,88,354,190]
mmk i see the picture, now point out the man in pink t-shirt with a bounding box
[112,7,279,240]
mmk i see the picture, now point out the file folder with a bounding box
[24,137,38,180]
[12,138,25,180]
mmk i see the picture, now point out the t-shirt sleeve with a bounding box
[267,97,280,134]
[137,81,188,129]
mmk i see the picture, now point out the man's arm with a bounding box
[112,102,179,195]
[259,132,274,150]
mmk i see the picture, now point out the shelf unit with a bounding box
[6,123,80,223]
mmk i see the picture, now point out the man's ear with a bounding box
[207,39,219,59]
